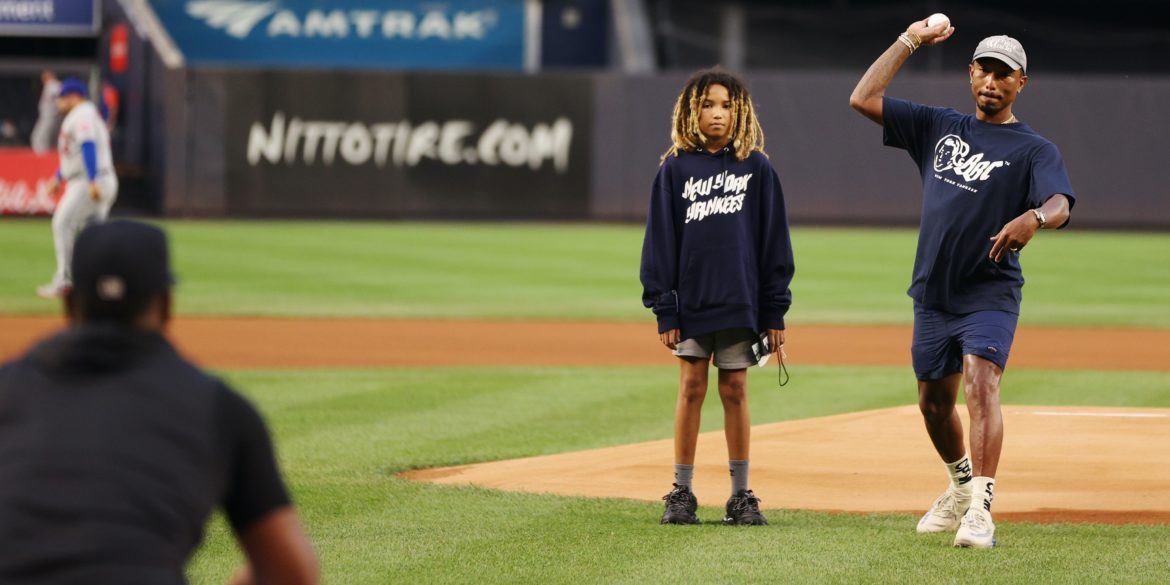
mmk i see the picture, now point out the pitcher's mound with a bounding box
[405,405,1170,524]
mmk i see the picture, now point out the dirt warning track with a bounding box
[2,316,1168,370]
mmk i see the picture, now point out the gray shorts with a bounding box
[673,328,756,369]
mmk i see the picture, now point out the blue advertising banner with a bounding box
[150,0,526,70]
[0,0,97,36]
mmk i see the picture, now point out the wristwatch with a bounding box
[1031,208,1047,228]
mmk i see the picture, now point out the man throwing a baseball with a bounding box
[37,78,118,299]
[849,19,1075,548]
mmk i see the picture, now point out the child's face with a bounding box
[698,83,732,146]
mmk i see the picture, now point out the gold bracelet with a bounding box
[903,30,923,49]
[897,34,916,53]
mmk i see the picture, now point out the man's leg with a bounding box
[963,355,1004,478]
[95,176,118,220]
[918,374,965,463]
[915,374,976,534]
[42,183,90,294]
[913,305,974,534]
[952,355,1004,547]
[913,305,966,463]
[953,321,1011,548]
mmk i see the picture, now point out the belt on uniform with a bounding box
[64,170,114,181]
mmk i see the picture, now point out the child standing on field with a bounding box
[640,68,794,525]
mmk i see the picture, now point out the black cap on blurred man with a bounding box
[67,219,174,325]
[0,220,318,585]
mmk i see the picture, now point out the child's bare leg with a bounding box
[674,357,709,464]
[718,368,749,461]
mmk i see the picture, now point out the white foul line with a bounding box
[1032,411,1168,418]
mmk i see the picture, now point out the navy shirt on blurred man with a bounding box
[0,220,316,585]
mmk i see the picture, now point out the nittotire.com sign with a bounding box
[221,71,592,219]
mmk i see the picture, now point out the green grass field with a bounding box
[184,366,1170,584]
[2,219,1169,583]
[3,219,1169,326]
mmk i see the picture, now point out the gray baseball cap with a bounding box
[972,35,1027,73]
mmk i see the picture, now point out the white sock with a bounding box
[970,476,996,513]
[945,454,974,496]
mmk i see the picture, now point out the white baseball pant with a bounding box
[50,175,118,286]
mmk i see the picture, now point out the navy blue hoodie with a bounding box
[640,146,794,340]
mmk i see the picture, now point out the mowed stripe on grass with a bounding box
[4,222,1170,328]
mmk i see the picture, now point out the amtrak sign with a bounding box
[150,0,525,69]
[184,1,501,41]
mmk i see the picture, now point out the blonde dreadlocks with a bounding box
[661,68,766,163]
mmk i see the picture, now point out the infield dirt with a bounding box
[2,316,1168,371]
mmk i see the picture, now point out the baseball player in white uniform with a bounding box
[37,78,119,299]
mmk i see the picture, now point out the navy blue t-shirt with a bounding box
[640,147,794,340]
[882,96,1076,314]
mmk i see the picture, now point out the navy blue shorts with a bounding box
[911,305,1019,381]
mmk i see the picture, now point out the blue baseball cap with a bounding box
[58,78,88,98]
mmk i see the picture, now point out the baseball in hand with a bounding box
[926,13,950,29]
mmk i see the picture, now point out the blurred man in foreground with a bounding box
[0,220,318,584]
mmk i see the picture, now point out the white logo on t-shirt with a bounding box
[933,134,1008,182]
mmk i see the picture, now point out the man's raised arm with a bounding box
[850,18,954,125]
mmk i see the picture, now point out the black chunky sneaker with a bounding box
[660,483,700,524]
[722,489,768,525]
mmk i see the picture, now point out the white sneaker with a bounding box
[954,507,996,548]
[916,486,971,533]
[35,281,69,299]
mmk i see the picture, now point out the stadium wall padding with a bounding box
[165,70,1170,228]
[169,69,593,219]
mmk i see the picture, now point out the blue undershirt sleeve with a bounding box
[80,141,98,181]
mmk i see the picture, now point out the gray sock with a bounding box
[730,459,749,495]
[674,464,694,489]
